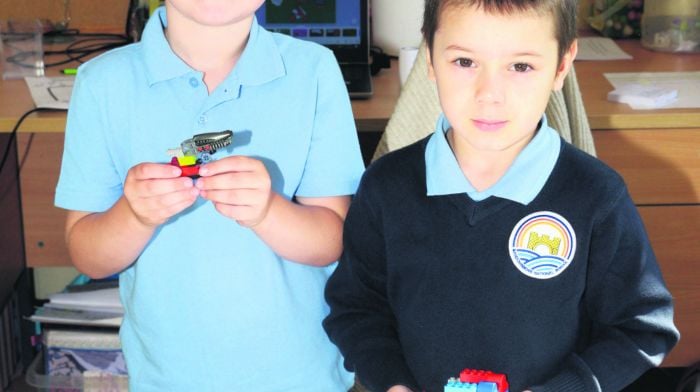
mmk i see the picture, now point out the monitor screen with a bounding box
[255,0,362,47]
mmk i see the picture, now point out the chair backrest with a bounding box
[372,41,596,161]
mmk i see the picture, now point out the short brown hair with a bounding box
[422,0,577,63]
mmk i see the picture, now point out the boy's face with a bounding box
[166,0,265,27]
[427,5,577,154]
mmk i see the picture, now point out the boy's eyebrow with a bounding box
[444,44,473,52]
[444,44,544,58]
[511,51,545,58]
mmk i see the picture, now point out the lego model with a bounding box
[167,130,233,178]
[444,369,509,392]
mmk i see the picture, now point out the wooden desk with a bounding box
[576,40,700,368]
[352,60,401,132]
[1,42,698,367]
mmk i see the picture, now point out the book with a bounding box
[29,287,123,328]
[49,288,123,311]
[29,307,122,328]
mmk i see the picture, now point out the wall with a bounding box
[0,0,128,32]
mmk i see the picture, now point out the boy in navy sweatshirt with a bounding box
[323,1,680,391]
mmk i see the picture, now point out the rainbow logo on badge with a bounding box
[508,211,576,279]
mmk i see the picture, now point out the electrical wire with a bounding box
[0,108,65,178]
[43,36,128,67]
[2,22,130,69]
[18,132,35,172]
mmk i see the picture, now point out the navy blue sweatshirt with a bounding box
[323,137,679,392]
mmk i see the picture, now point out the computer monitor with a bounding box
[254,0,369,64]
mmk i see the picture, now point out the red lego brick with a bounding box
[459,369,509,392]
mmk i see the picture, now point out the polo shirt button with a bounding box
[189,77,199,87]
[198,116,206,124]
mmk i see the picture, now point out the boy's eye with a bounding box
[454,58,474,68]
[512,63,533,72]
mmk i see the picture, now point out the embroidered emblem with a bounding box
[508,211,576,279]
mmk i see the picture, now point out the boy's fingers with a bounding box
[198,156,262,176]
[130,163,182,180]
[139,177,196,198]
[145,188,199,211]
[128,187,199,226]
[199,188,257,205]
[196,171,265,191]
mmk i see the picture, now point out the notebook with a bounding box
[255,0,373,99]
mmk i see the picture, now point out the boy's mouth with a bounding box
[472,119,508,131]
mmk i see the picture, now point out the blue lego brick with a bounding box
[444,379,499,392]
[444,379,477,392]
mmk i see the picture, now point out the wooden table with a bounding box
[577,40,700,368]
[1,40,698,367]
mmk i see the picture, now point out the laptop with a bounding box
[255,0,373,99]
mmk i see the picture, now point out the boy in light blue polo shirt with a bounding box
[55,1,364,391]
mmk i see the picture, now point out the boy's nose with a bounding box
[475,71,504,105]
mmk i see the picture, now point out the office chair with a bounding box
[372,41,596,162]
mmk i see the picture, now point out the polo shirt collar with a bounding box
[142,7,285,87]
[425,113,561,205]
[142,7,191,84]
[232,16,285,87]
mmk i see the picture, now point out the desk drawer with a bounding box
[17,133,71,268]
[640,205,700,367]
[593,129,700,205]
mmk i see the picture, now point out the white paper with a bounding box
[44,302,125,314]
[607,84,678,109]
[29,307,122,327]
[605,72,700,109]
[49,287,123,311]
[24,76,74,109]
[576,37,633,61]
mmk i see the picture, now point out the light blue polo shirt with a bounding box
[425,114,561,202]
[55,7,363,391]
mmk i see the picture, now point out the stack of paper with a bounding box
[24,76,74,110]
[29,288,123,327]
[576,37,633,61]
[607,83,679,109]
[605,72,700,110]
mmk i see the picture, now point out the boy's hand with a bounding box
[195,156,274,227]
[123,163,199,228]
[387,386,414,392]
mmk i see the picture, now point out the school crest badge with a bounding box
[508,211,576,279]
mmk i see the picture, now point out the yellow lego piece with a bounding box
[177,155,197,166]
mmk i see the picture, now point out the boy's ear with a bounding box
[552,39,578,91]
[426,46,436,82]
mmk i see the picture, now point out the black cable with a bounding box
[0,108,65,177]
[18,133,35,171]
[43,33,129,67]
[43,39,126,67]
[5,33,128,69]
[2,23,129,69]
[370,46,394,76]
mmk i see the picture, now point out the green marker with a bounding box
[61,68,78,75]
